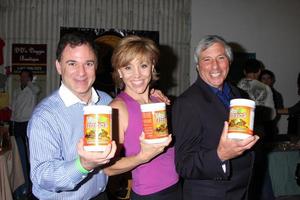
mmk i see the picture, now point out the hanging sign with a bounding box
[12,44,47,74]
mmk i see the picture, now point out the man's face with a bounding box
[197,42,230,89]
[56,44,97,101]
[20,71,30,86]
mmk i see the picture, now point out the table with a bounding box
[0,136,25,200]
[268,150,300,197]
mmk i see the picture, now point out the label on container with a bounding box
[83,113,111,146]
[228,106,254,135]
[142,110,168,139]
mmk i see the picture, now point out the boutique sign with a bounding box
[12,44,47,74]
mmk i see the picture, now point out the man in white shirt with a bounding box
[237,58,275,200]
[237,59,276,123]
[11,68,40,197]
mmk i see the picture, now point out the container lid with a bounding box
[83,105,112,114]
[230,98,255,108]
[140,102,166,112]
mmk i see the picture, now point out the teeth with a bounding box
[132,80,143,85]
[76,78,87,81]
[211,72,220,77]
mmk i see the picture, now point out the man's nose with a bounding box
[78,64,87,75]
[211,58,219,69]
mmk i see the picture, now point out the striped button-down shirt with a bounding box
[28,83,112,200]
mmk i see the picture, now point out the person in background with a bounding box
[278,72,300,136]
[238,59,276,200]
[237,59,276,138]
[172,35,259,200]
[104,35,181,200]
[259,69,284,135]
[11,68,40,197]
[27,32,117,200]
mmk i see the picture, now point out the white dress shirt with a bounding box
[11,81,40,122]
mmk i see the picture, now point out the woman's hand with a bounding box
[136,133,172,163]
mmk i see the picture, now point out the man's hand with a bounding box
[77,138,117,171]
[136,133,172,163]
[217,122,259,161]
[150,89,171,105]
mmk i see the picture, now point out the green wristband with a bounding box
[76,157,89,174]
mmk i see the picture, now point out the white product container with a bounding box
[83,105,112,151]
[228,98,255,140]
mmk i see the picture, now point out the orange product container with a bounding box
[83,105,112,151]
[140,102,169,144]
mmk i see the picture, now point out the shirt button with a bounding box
[99,187,102,191]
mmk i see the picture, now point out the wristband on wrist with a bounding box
[75,157,90,174]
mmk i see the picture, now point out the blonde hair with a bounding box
[111,35,159,89]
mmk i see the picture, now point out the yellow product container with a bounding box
[83,105,112,151]
[228,98,255,140]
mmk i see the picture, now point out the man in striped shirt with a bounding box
[27,32,116,200]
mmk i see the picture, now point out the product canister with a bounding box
[83,105,112,151]
[228,98,255,140]
[140,102,169,143]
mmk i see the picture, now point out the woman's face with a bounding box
[118,56,153,96]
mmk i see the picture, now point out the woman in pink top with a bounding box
[104,35,181,200]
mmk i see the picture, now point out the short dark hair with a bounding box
[243,59,263,74]
[259,69,275,82]
[20,68,33,81]
[56,32,97,62]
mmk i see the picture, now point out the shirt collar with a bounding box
[208,82,231,109]
[208,82,230,95]
[58,82,99,107]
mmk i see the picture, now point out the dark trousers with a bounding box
[131,182,182,200]
[90,191,109,200]
[249,140,275,200]
[12,121,31,195]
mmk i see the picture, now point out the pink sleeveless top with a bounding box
[118,92,178,195]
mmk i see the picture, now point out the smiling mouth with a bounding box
[76,78,88,82]
[211,72,221,78]
[132,80,144,85]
